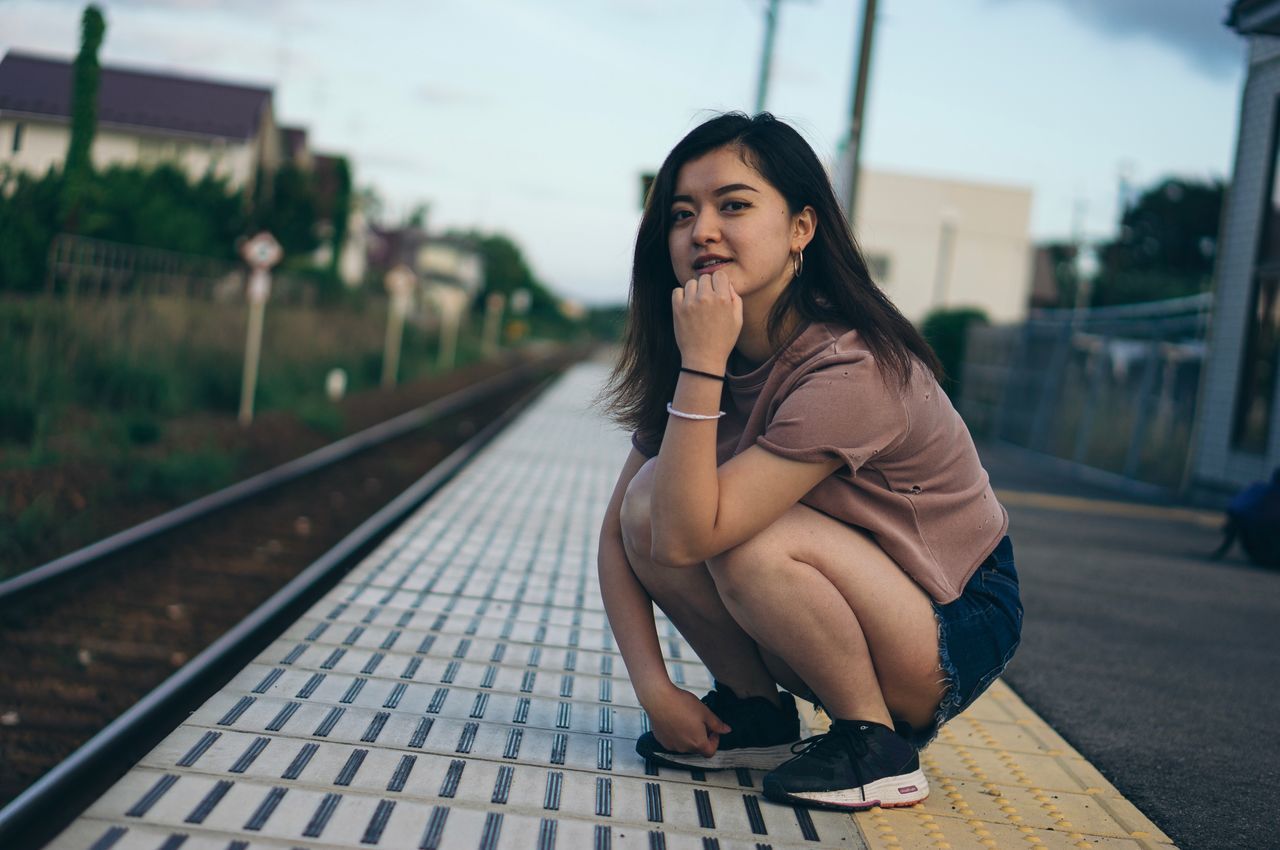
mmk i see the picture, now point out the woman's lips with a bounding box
[693,259,731,274]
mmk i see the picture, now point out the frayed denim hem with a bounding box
[903,542,1022,751]
[899,603,963,751]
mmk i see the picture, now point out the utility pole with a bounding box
[844,0,879,225]
[755,0,781,112]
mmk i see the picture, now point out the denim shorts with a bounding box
[903,535,1023,749]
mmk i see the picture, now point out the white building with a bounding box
[0,51,280,192]
[0,50,368,287]
[1192,0,1280,493]
[852,168,1034,325]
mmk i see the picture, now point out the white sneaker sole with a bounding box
[777,768,930,810]
[647,743,798,771]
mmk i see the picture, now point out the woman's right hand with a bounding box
[644,686,732,757]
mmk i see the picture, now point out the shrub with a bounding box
[124,449,235,501]
[921,307,989,403]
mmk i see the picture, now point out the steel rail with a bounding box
[0,354,563,604]
[0,370,560,849]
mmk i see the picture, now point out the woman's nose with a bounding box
[691,212,719,245]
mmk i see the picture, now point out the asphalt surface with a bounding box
[979,441,1280,850]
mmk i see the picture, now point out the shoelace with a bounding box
[789,727,870,764]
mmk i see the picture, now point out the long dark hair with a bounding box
[604,112,942,444]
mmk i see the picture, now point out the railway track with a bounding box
[0,346,584,842]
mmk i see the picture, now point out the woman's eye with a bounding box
[723,200,750,212]
[670,210,692,223]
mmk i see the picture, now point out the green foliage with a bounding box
[261,164,321,256]
[585,304,627,342]
[73,350,183,414]
[920,307,989,402]
[451,229,579,338]
[0,493,58,575]
[328,156,352,278]
[283,263,347,306]
[63,4,106,230]
[296,399,345,437]
[124,449,236,501]
[1090,269,1209,307]
[0,167,63,292]
[1092,177,1222,307]
[81,164,246,257]
[124,413,162,445]
[0,391,38,443]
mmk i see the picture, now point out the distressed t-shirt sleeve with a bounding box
[755,355,908,474]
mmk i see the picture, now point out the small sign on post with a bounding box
[382,264,417,389]
[238,231,282,427]
[506,287,532,344]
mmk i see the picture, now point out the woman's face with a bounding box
[667,145,814,305]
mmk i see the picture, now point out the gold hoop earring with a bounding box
[792,250,804,279]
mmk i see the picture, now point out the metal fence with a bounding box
[44,233,317,304]
[959,294,1212,493]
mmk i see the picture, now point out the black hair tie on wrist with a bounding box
[680,366,727,382]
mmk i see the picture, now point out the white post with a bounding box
[439,311,460,371]
[382,265,416,389]
[482,292,505,358]
[429,285,470,371]
[238,232,282,427]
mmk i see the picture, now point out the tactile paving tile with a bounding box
[852,682,1177,850]
[45,364,867,850]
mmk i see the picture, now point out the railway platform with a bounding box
[36,362,1176,850]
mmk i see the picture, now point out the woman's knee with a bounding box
[705,514,794,603]
[619,457,658,560]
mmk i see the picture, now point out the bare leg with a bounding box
[620,459,790,704]
[707,504,944,730]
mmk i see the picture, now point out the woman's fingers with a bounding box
[649,688,734,757]
[699,703,732,736]
[676,272,733,304]
[671,271,740,364]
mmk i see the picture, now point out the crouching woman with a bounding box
[597,112,1022,810]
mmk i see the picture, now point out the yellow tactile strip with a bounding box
[993,489,1221,530]
[834,681,1177,850]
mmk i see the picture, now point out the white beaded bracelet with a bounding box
[666,402,726,421]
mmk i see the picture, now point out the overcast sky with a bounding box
[0,0,1248,304]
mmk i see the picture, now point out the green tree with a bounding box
[261,164,320,256]
[449,229,577,336]
[0,168,64,292]
[62,4,107,231]
[1092,177,1224,306]
[327,156,352,278]
[85,163,244,257]
[921,307,988,402]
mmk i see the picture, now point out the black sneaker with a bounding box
[635,683,801,771]
[762,719,929,809]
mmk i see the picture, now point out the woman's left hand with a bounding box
[672,270,742,370]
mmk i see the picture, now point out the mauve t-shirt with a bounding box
[633,321,1008,604]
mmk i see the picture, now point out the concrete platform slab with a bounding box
[42,364,1177,850]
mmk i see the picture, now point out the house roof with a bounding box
[1227,0,1280,35]
[0,51,272,141]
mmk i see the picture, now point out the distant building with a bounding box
[365,226,484,307]
[0,51,280,192]
[418,236,484,298]
[1192,1,1280,493]
[1027,245,1070,310]
[0,50,367,287]
[852,169,1034,325]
